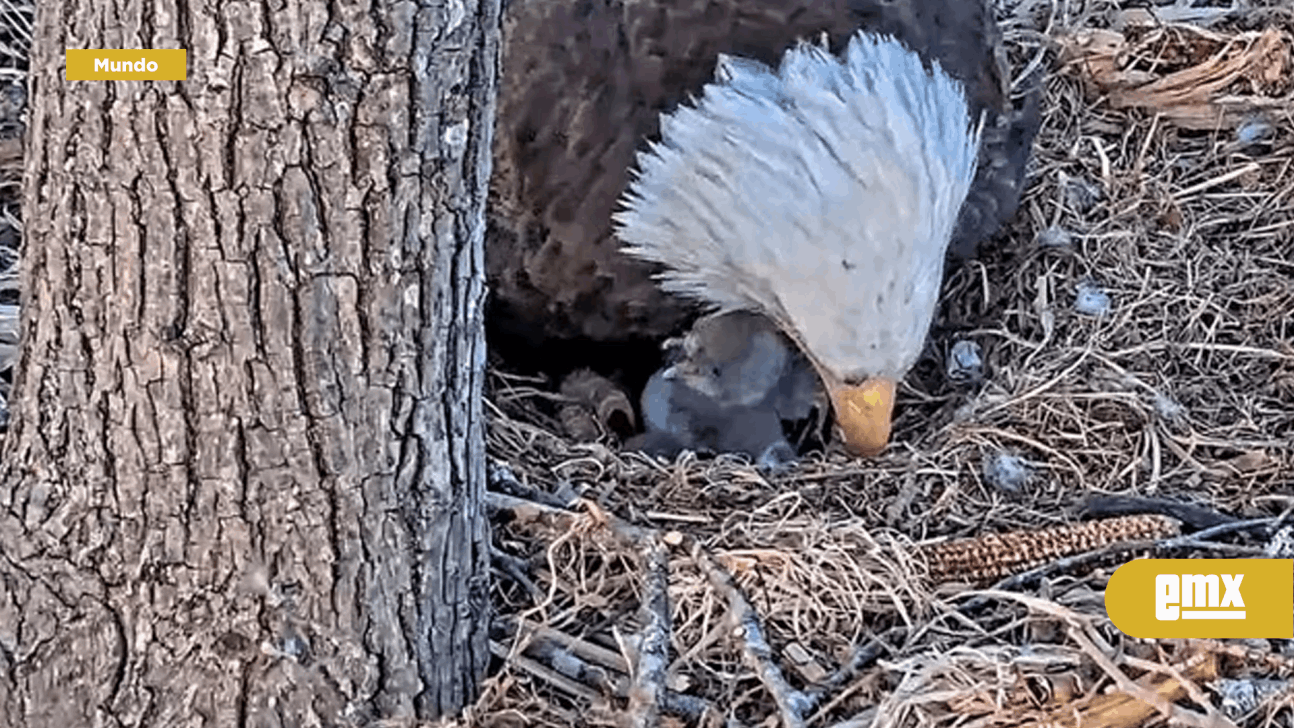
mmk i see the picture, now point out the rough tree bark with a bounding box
[0,0,497,724]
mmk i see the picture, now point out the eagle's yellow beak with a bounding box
[829,378,897,457]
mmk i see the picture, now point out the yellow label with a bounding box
[1106,559,1292,638]
[66,50,187,81]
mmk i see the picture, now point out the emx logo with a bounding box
[1155,572,1245,620]
[1106,559,1292,638]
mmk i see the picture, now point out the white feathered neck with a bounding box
[616,32,981,381]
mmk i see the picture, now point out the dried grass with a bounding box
[476,1,1294,726]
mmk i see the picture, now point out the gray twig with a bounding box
[690,538,810,728]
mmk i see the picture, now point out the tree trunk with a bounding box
[0,0,497,724]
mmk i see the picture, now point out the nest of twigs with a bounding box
[476,1,1294,726]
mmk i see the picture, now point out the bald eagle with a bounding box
[616,33,979,456]
[488,0,1038,456]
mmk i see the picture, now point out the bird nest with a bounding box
[476,1,1294,727]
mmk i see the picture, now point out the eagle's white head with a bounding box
[615,31,982,456]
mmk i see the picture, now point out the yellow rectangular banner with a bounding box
[1106,558,1293,638]
[66,50,187,81]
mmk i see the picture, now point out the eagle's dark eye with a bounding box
[841,259,855,271]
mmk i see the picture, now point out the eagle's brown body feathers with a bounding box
[489,0,1037,344]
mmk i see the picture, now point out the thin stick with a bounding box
[490,640,603,703]
[690,538,810,728]
[1172,162,1261,200]
[629,535,673,728]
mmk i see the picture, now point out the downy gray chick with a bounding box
[630,311,824,470]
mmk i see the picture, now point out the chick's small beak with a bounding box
[829,378,897,457]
